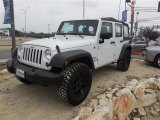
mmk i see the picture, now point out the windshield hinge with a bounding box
[56,45,61,53]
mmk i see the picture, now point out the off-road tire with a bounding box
[117,50,131,71]
[58,63,92,106]
[16,76,33,84]
[154,54,160,68]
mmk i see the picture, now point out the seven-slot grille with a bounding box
[22,47,43,65]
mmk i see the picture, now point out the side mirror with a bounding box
[99,33,111,44]
[100,33,111,40]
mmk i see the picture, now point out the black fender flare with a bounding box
[119,43,131,59]
[50,50,95,70]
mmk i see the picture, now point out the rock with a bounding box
[89,99,98,108]
[77,107,92,120]
[158,83,160,90]
[153,104,160,112]
[106,93,112,99]
[97,93,106,99]
[107,88,112,91]
[72,116,79,120]
[143,78,157,90]
[157,92,160,102]
[134,82,145,100]
[86,111,105,120]
[137,107,146,116]
[150,107,159,116]
[145,89,156,94]
[0,69,8,75]
[133,118,141,120]
[99,98,109,106]
[125,79,139,91]
[113,88,136,120]
[111,88,119,94]
[136,93,157,108]
[126,117,130,120]
[94,104,113,120]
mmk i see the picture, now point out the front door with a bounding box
[98,22,115,66]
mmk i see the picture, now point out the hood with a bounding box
[146,46,160,51]
[22,36,93,51]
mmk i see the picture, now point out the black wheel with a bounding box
[58,63,92,106]
[16,76,33,84]
[117,50,131,72]
[154,54,160,68]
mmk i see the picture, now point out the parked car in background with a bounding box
[131,41,147,50]
[143,46,160,68]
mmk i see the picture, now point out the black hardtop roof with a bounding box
[101,17,128,26]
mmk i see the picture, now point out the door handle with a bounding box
[120,40,123,43]
[110,41,115,44]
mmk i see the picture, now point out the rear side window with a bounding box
[102,22,113,38]
[124,25,129,38]
[115,24,122,37]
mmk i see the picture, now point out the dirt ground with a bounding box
[0,60,160,120]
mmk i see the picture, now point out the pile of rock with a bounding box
[72,78,160,120]
[0,68,8,75]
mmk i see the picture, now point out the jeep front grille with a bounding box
[22,47,43,65]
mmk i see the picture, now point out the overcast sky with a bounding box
[0,0,160,33]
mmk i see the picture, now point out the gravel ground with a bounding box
[0,60,160,120]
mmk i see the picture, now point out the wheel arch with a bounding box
[119,43,131,59]
[154,53,160,63]
[50,50,95,70]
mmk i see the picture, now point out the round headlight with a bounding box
[19,45,23,53]
[45,49,51,60]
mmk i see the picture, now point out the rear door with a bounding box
[114,23,124,59]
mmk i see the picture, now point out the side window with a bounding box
[115,24,122,37]
[101,22,113,38]
[124,25,129,38]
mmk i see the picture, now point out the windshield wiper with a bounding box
[62,34,66,38]
[78,35,84,39]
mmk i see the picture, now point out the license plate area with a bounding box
[16,69,25,79]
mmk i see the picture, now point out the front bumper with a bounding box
[6,60,63,86]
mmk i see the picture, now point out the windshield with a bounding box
[57,20,99,36]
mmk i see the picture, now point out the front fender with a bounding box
[50,50,95,70]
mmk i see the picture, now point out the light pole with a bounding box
[48,24,50,37]
[83,0,85,19]
[136,12,139,21]
[135,12,139,40]
[10,0,16,51]
[21,7,30,38]
[118,0,122,20]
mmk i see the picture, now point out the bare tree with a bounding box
[137,26,160,46]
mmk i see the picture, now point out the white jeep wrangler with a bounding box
[7,17,131,105]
